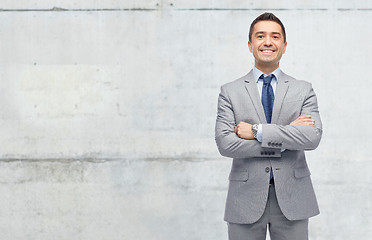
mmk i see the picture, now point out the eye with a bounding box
[273,35,280,39]
[257,35,264,39]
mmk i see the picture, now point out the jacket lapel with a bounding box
[244,71,267,124]
[271,72,290,124]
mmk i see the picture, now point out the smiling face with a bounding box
[248,20,287,74]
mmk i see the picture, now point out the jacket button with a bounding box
[265,167,270,173]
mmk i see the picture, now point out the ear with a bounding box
[282,41,287,54]
[248,41,253,53]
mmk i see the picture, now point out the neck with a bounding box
[255,63,279,75]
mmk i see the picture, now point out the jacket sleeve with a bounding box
[215,85,281,158]
[261,85,323,151]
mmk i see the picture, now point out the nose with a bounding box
[264,36,272,46]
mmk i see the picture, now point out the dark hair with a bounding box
[248,12,286,42]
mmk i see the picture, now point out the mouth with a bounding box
[260,49,276,53]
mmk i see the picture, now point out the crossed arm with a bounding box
[234,115,315,139]
[215,85,322,158]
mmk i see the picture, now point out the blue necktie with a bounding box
[261,74,275,124]
[261,74,275,179]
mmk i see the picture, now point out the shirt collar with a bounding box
[253,66,281,83]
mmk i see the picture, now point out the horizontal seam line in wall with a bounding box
[0,157,224,162]
[176,8,329,11]
[0,8,158,12]
[1,8,372,12]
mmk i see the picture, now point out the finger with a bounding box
[297,117,314,122]
[298,121,314,125]
[298,115,311,119]
[300,119,314,123]
[236,129,241,136]
[300,120,315,125]
[305,119,315,123]
[296,116,306,121]
[234,125,239,133]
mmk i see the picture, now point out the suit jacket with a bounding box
[215,69,322,224]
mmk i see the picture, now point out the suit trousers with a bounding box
[227,184,308,240]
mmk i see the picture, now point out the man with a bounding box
[215,12,322,239]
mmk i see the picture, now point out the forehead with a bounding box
[252,21,283,35]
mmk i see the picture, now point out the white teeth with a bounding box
[262,50,273,52]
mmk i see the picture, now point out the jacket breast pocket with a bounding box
[294,167,311,179]
[229,170,249,182]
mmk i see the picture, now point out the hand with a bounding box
[234,121,254,139]
[290,115,315,126]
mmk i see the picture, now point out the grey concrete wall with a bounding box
[0,1,371,239]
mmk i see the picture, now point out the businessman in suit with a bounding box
[215,13,322,239]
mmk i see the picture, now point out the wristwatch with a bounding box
[252,124,259,139]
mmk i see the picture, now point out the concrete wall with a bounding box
[0,1,371,239]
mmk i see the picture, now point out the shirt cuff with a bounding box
[256,124,263,142]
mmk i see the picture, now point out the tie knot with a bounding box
[261,74,274,85]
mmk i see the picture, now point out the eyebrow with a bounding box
[255,31,282,36]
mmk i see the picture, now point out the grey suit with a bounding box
[215,69,322,224]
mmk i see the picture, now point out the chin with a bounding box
[261,59,277,64]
